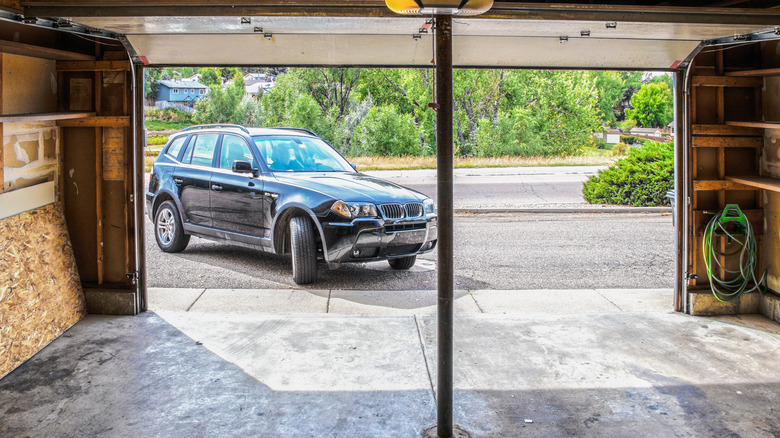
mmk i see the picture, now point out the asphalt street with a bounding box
[145,212,674,290]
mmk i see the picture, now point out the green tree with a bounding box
[198,68,221,87]
[144,68,162,100]
[626,82,673,128]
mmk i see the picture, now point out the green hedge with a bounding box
[583,140,673,206]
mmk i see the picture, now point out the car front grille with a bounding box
[385,222,427,233]
[380,202,424,220]
[405,202,423,218]
[380,203,405,219]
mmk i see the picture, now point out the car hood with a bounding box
[272,171,428,203]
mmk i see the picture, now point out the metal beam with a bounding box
[435,14,454,438]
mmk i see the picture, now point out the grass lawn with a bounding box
[145,120,191,131]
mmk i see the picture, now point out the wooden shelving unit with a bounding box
[0,112,96,123]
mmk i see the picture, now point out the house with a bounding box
[600,128,621,145]
[156,79,209,107]
[630,127,663,138]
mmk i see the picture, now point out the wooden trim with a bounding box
[692,136,762,148]
[725,175,780,193]
[725,68,780,77]
[692,124,763,136]
[56,116,130,127]
[0,112,95,123]
[691,76,763,88]
[56,61,130,72]
[96,127,103,285]
[725,121,780,129]
[0,40,94,61]
[0,52,3,194]
[693,180,756,191]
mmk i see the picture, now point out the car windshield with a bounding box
[253,135,354,173]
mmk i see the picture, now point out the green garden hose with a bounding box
[702,204,767,302]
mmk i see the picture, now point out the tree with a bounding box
[626,82,673,128]
[144,68,162,101]
[198,68,221,87]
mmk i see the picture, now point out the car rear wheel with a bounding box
[290,216,317,284]
[388,255,416,270]
[155,200,190,253]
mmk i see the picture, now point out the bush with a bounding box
[145,107,192,123]
[352,105,421,156]
[583,140,673,206]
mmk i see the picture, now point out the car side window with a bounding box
[189,134,220,167]
[219,135,254,170]
[165,136,187,160]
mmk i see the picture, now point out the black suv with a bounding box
[146,124,438,284]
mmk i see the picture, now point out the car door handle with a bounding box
[211,184,223,192]
[173,177,184,185]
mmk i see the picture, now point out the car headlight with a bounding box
[331,200,378,219]
[423,198,436,214]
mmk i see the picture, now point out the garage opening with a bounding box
[141,65,677,316]
[2,2,780,437]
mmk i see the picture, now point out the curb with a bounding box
[455,207,672,214]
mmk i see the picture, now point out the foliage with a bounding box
[147,135,168,146]
[198,68,221,86]
[620,136,642,145]
[583,141,673,206]
[145,107,192,123]
[352,105,421,156]
[192,79,247,124]
[232,95,265,127]
[626,82,673,128]
[144,120,192,131]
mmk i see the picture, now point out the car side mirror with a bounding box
[350,162,357,171]
[232,160,256,174]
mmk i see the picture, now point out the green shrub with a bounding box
[352,105,421,156]
[147,135,168,146]
[583,140,673,206]
[145,107,192,123]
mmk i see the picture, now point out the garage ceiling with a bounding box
[18,1,780,69]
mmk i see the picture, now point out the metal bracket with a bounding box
[126,272,138,284]
[685,272,698,281]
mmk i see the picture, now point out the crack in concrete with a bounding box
[185,288,207,312]
[414,315,437,403]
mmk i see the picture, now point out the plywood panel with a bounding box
[0,202,85,379]
[1,54,57,115]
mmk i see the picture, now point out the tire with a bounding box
[388,255,416,270]
[154,200,190,253]
[290,216,318,284]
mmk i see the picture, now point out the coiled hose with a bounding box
[702,204,767,302]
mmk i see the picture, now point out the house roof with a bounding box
[630,127,662,134]
[158,80,208,89]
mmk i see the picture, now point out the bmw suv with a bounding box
[146,124,438,284]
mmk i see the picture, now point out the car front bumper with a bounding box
[321,215,438,264]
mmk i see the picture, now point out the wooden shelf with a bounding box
[692,76,763,88]
[693,180,757,191]
[0,112,96,123]
[726,121,780,129]
[692,124,763,136]
[57,116,130,128]
[726,68,780,77]
[692,137,762,148]
[726,175,780,193]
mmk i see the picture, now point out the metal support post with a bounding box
[435,14,454,438]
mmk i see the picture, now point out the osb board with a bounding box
[1,53,56,115]
[0,202,85,379]
[2,121,58,192]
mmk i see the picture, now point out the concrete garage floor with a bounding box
[1,289,779,437]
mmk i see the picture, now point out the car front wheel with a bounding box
[155,200,190,253]
[388,255,416,270]
[290,216,318,284]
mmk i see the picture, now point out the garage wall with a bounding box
[0,52,86,379]
[686,42,780,320]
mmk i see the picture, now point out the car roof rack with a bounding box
[271,127,319,137]
[181,124,250,134]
